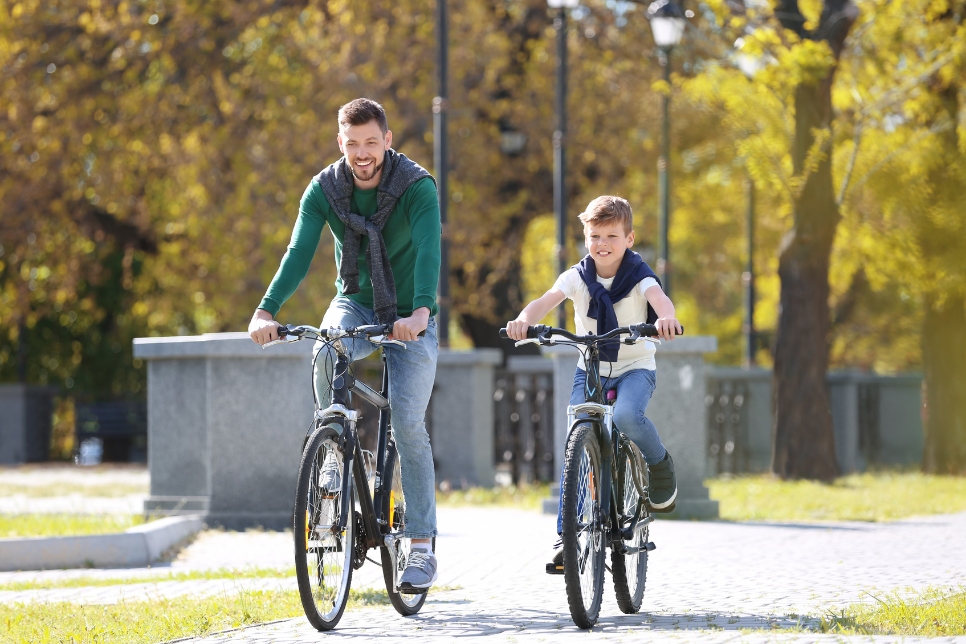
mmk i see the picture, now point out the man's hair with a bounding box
[578,196,633,234]
[338,98,388,134]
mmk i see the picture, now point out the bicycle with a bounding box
[263,322,431,631]
[500,322,674,628]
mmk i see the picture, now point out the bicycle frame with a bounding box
[317,347,393,550]
[566,344,650,553]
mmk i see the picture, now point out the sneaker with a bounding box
[647,451,678,512]
[546,538,564,575]
[399,548,438,592]
[318,452,342,498]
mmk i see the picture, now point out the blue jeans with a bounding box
[313,297,438,538]
[556,367,666,534]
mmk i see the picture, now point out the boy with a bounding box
[505,195,681,566]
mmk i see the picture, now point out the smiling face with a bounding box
[337,120,392,188]
[584,220,635,278]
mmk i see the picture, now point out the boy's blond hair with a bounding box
[577,196,633,235]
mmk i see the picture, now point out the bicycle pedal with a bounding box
[397,584,428,595]
[645,541,657,551]
[545,562,565,575]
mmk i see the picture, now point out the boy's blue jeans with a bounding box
[313,297,438,539]
[556,367,666,535]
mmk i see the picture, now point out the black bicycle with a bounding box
[263,322,430,630]
[500,322,673,628]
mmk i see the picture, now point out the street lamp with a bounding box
[647,0,686,298]
[435,0,450,346]
[549,0,578,329]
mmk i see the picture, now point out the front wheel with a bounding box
[294,424,354,631]
[561,423,606,629]
[380,441,430,616]
[612,444,648,613]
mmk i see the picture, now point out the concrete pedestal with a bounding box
[0,385,54,464]
[134,333,315,529]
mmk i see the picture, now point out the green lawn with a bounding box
[707,472,966,522]
[0,567,297,592]
[436,482,551,511]
[0,588,387,644]
[823,587,966,636]
[0,514,146,538]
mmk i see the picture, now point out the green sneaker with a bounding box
[647,451,677,512]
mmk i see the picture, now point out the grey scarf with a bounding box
[314,149,434,325]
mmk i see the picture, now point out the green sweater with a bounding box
[259,176,441,318]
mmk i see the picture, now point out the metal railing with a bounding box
[493,358,555,485]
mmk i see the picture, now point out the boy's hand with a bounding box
[505,318,531,341]
[655,316,683,341]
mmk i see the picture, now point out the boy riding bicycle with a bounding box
[505,195,681,567]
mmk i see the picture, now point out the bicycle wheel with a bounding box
[294,424,354,631]
[561,423,606,629]
[380,441,430,615]
[612,444,648,613]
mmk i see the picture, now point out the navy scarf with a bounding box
[576,250,660,362]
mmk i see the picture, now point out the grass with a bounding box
[0,587,390,644]
[0,483,148,498]
[707,472,966,522]
[0,567,298,592]
[436,482,551,511]
[821,587,966,636]
[0,514,146,538]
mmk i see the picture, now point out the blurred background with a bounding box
[1,0,964,477]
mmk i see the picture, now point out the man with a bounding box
[249,98,440,590]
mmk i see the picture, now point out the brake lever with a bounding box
[514,338,541,347]
[371,335,408,349]
[261,336,297,349]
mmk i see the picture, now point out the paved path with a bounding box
[2,507,964,642]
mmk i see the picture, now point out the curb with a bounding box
[0,514,204,572]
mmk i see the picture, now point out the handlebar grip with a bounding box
[633,323,684,336]
[277,324,291,338]
[499,325,549,339]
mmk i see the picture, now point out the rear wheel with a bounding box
[561,423,605,629]
[612,444,648,613]
[294,424,354,631]
[380,441,430,616]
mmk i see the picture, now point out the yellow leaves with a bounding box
[776,39,835,88]
[11,3,23,18]
[651,79,671,96]
[31,115,47,132]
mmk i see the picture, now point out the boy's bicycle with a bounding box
[500,322,672,629]
[263,322,431,631]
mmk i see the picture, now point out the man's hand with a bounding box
[391,307,430,342]
[505,317,531,342]
[655,316,683,341]
[249,309,280,345]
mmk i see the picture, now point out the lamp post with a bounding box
[647,0,685,298]
[435,0,450,346]
[549,0,578,329]
[744,179,755,366]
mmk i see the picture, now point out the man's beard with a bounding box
[350,157,384,182]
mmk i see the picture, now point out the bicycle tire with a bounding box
[611,443,648,613]
[294,424,354,631]
[380,441,431,616]
[561,423,606,629]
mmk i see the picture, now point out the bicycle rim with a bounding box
[380,442,429,615]
[294,425,354,631]
[561,424,605,628]
[612,447,647,613]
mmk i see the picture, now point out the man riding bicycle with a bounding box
[249,98,440,591]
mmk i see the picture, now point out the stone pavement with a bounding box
[2,505,964,642]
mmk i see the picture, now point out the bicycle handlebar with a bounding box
[498,323,683,344]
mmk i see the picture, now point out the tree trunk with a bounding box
[771,81,841,481]
[770,0,856,480]
[921,294,966,473]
